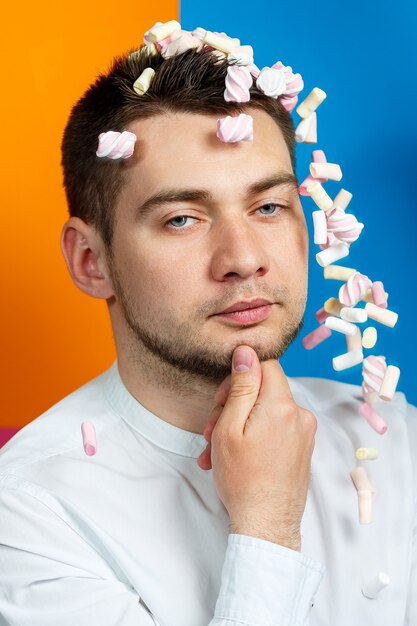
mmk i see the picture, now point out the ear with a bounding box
[60,217,115,299]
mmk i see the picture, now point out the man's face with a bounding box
[106,108,308,383]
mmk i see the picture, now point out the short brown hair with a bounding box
[61,46,296,253]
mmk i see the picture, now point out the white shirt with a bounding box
[0,360,415,626]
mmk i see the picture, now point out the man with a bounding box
[0,23,416,626]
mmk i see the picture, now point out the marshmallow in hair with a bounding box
[96,131,137,159]
[133,68,156,95]
[216,113,253,143]
[204,31,239,54]
[227,45,254,66]
[146,20,181,43]
[161,31,202,58]
[256,67,286,98]
[224,65,253,102]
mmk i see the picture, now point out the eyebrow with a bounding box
[134,172,299,221]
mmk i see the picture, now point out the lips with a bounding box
[215,298,273,315]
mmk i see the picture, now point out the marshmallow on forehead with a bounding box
[96,131,137,160]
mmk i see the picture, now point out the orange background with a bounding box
[0,1,177,428]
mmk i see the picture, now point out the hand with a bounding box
[197,345,317,549]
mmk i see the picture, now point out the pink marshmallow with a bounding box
[216,113,253,143]
[315,307,331,324]
[81,421,97,456]
[358,402,388,435]
[298,173,327,196]
[372,281,387,309]
[302,324,332,349]
[312,150,327,163]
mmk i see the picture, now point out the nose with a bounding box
[210,216,270,282]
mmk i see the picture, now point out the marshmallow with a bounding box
[371,281,387,309]
[339,272,372,307]
[316,242,350,267]
[346,327,362,352]
[331,188,353,211]
[298,174,326,196]
[129,43,158,61]
[295,112,317,143]
[216,113,253,143]
[365,302,398,328]
[302,324,332,350]
[325,316,358,336]
[356,447,379,460]
[161,31,201,58]
[324,265,357,281]
[315,307,331,323]
[147,20,181,43]
[271,61,304,112]
[191,27,206,40]
[312,210,327,244]
[350,466,374,524]
[340,307,368,323]
[96,131,137,159]
[296,87,327,118]
[204,31,238,54]
[310,162,342,181]
[326,208,364,244]
[362,327,378,349]
[332,349,363,371]
[379,365,400,401]
[256,67,286,97]
[227,45,254,66]
[362,382,379,405]
[224,65,253,102]
[362,287,389,304]
[324,297,343,317]
[81,421,97,456]
[307,181,333,211]
[362,355,387,394]
[312,149,327,163]
[362,573,390,599]
[359,401,388,435]
[133,68,156,95]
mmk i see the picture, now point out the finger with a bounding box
[256,357,295,407]
[214,375,231,406]
[203,404,223,440]
[197,441,212,470]
[214,345,262,436]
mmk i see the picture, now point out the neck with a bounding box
[116,342,220,436]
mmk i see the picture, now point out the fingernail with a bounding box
[233,346,253,372]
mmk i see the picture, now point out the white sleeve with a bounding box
[0,483,324,626]
[210,533,325,626]
[0,483,160,625]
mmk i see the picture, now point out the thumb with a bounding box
[214,345,262,435]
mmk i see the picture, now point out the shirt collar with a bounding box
[102,360,208,459]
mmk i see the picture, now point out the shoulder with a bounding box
[0,361,119,480]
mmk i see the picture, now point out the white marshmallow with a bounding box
[312,210,327,244]
[325,316,357,336]
[332,349,363,371]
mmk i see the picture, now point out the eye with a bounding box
[164,203,287,231]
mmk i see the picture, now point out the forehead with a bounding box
[122,109,293,201]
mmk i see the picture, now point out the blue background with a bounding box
[181,0,417,405]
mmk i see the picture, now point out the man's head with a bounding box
[60,40,309,385]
